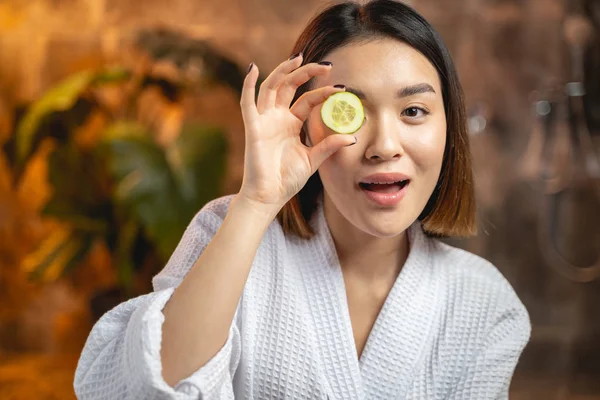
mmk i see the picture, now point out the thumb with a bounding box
[308,134,357,173]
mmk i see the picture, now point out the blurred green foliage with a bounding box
[3,30,252,295]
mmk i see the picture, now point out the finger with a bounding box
[289,85,346,122]
[308,133,358,174]
[275,63,335,108]
[240,63,259,124]
[256,55,303,114]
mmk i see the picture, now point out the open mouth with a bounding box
[359,180,410,193]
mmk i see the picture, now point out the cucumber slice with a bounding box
[320,91,365,134]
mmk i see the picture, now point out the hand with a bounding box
[237,55,356,210]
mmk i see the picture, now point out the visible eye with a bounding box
[402,106,429,118]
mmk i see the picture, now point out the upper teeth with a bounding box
[367,180,404,184]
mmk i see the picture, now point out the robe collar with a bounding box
[302,192,440,399]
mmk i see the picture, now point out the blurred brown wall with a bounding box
[1,0,599,399]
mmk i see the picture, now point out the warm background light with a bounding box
[0,0,599,398]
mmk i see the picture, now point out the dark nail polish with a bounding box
[247,63,254,74]
[318,61,333,66]
[333,84,345,89]
[345,136,357,146]
[289,52,302,60]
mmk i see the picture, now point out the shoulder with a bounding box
[415,238,531,395]
[194,194,283,236]
[173,194,239,242]
[429,238,524,306]
[196,194,238,220]
[427,238,531,334]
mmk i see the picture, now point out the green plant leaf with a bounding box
[16,71,94,165]
[22,226,86,282]
[171,123,228,216]
[100,122,186,259]
[45,144,113,221]
[92,67,131,84]
[113,218,139,295]
[14,67,131,169]
[42,198,109,234]
[101,121,228,261]
[102,120,149,141]
[60,233,96,277]
[135,29,248,94]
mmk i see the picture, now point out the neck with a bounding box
[322,193,410,283]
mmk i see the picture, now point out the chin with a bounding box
[357,216,412,238]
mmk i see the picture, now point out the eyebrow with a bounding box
[344,83,436,100]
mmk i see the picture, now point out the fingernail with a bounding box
[289,52,302,60]
[247,63,254,74]
[345,136,357,146]
[318,61,333,66]
[333,84,345,89]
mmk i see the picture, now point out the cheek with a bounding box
[319,149,354,183]
[312,136,355,192]
[408,122,447,174]
[306,108,328,145]
[316,162,352,204]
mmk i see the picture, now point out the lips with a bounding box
[359,180,409,193]
[359,179,409,206]
[359,172,411,192]
[359,172,410,184]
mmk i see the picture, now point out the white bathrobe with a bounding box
[74,193,531,400]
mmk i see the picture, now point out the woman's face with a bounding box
[306,38,447,238]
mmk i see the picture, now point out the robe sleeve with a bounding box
[74,201,242,400]
[447,298,531,400]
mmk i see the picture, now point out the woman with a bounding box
[74,1,531,399]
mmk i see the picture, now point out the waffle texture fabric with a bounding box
[74,192,531,400]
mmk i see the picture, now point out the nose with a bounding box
[363,114,405,161]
